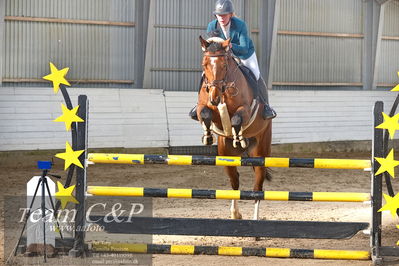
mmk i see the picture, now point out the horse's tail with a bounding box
[265,167,272,181]
[251,166,272,182]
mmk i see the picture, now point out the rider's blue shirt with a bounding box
[207,16,255,60]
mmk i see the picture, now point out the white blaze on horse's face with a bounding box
[210,57,218,80]
[206,56,226,106]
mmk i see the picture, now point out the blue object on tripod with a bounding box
[37,161,52,170]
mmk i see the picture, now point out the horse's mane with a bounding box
[206,37,224,43]
[203,37,226,53]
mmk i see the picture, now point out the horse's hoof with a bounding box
[240,139,248,148]
[202,135,214,145]
[231,212,242,219]
[232,139,238,148]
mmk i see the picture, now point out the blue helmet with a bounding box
[213,0,234,15]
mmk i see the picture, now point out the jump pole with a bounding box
[90,242,371,260]
[86,186,371,202]
[87,153,372,170]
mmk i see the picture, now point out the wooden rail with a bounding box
[5,16,135,27]
[2,78,134,84]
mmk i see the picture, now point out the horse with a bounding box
[196,36,273,220]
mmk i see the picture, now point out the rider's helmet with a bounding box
[213,0,234,15]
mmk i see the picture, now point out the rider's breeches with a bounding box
[241,52,269,104]
[240,52,260,80]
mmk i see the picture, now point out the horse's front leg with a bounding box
[197,105,214,145]
[218,137,242,219]
[231,106,251,149]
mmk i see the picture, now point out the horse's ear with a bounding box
[199,36,210,51]
[221,38,231,51]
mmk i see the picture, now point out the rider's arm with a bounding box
[231,22,250,57]
[207,22,213,33]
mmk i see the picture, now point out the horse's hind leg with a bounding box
[224,166,242,219]
[252,166,272,220]
[251,124,272,221]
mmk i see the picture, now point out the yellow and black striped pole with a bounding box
[87,186,371,202]
[90,242,371,260]
[87,153,371,170]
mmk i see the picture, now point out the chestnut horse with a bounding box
[196,36,272,220]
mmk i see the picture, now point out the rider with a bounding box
[190,0,276,121]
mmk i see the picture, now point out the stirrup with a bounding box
[262,104,277,120]
[189,105,199,121]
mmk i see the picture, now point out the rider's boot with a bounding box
[189,105,198,121]
[257,77,277,120]
[189,74,205,121]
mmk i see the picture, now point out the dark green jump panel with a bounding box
[90,216,369,239]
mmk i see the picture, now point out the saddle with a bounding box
[238,64,259,98]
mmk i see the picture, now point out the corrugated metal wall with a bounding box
[1,0,398,90]
[6,0,135,21]
[245,0,260,52]
[377,0,399,85]
[274,0,363,89]
[148,0,249,91]
[3,0,136,88]
[274,36,363,83]
[279,0,363,33]
[144,0,398,91]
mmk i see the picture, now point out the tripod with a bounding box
[14,162,63,262]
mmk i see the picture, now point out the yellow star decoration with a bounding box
[42,62,70,94]
[375,149,399,178]
[397,225,399,246]
[391,72,399,91]
[376,112,399,139]
[55,181,79,209]
[53,104,84,131]
[379,193,399,217]
[55,141,84,170]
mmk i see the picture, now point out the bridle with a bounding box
[202,50,230,94]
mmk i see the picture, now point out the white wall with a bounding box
[0,87,168,151]
[0,87,396,151]
[166,90,396,146]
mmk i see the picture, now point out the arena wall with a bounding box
[0,87,395,151]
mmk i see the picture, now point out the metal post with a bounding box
[0,0,6,86]
[259,0,280,90]
[134,0,149,88]
[375,0,393,4]
[69,95,88,257]
[363,0,385,90]
[143,0,155,89]
[371,101,383,263]
[241,0,249,24]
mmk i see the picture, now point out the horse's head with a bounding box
[199,36,231,106]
